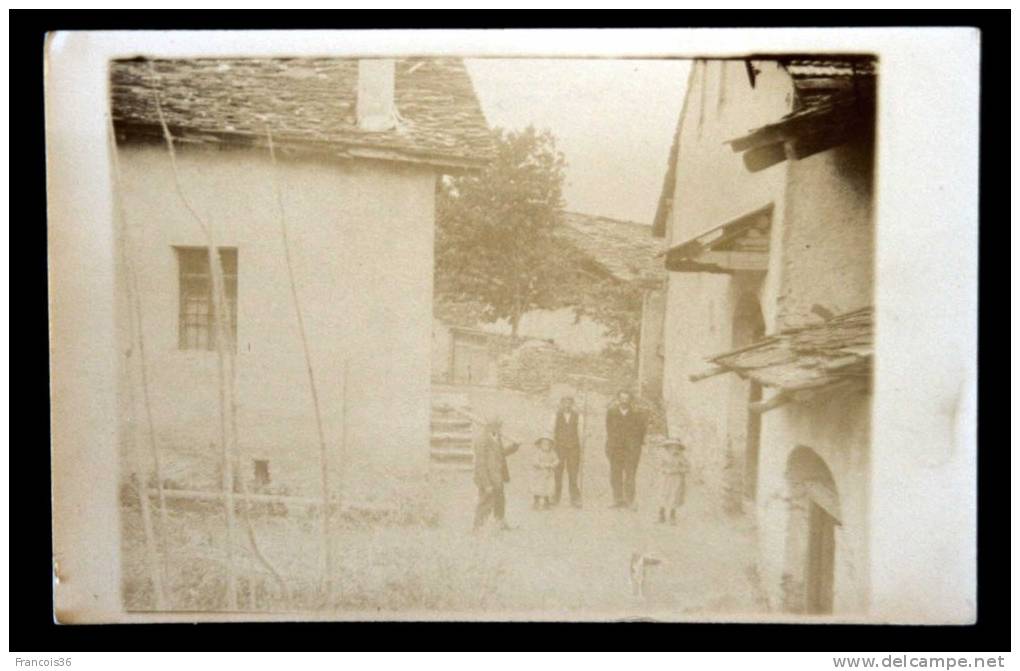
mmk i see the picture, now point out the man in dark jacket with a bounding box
[552,395,583,508]
[473,415,520,531]
[605,391,647,509]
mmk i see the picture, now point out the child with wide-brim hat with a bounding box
[531,437,560,510]
[655,438,690,525]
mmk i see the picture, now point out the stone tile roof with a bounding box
[557,211,665,285]
[706,306,872,392]
[728,56,877,158]
[110,57,494,169]
[783,56,876,80]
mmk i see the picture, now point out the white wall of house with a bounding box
[756,390,872,614]
[778,141,875,328]
[662,60,792,505]
[116,143,436,504]
[661,59,876,615]
[754,136,874,614]
[637,286,666,399]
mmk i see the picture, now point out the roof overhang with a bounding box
[112,120,491,173]
[726,86,876,173]
[690,306,873,412]
[660,204,772,274]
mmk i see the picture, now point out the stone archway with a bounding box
[782,446,841,614]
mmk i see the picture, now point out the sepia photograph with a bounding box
[44,28,979,625]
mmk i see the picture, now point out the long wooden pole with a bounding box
[264,128,332,602]
[123,305,166,610]
[148,66,238,610]
[146,488,321,506]
[579,385,587,496]
[109,115,168,610]
[340,359,349,509]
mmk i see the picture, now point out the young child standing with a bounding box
[656,438,690,525]
[531,437,560,510]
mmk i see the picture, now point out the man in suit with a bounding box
[605,390,647,509]
[551,395,583,508]
[473,415,520,531]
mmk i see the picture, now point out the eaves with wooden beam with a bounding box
[689,306,873,414]
[659,204,772,274]
[726,82,876,174]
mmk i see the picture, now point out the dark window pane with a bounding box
[177,246,237,351]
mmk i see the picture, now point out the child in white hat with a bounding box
[531,437,560,510]
[655,438,690,525]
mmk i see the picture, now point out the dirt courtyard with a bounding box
[122,386,765,619]
[428,462,764,619]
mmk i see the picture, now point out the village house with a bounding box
[431,321,506,387]
[651,57,876,615]
[555,211,667,400]
[112,57,493,504]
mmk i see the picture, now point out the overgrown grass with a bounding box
[120,476,505,614]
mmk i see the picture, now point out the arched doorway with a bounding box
[731,293,766,500]
[783,446,840,615]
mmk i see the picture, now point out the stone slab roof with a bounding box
[111,57,494,170]
[783,56,876,80]
[557,211,664,285]
[706,306,872,392]
[727,56,877,170]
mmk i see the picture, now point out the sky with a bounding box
[466,58,691,225]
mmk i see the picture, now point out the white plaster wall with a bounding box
[756,390,872,615]
[637,286,666,398]
[661,61,877,615]
[662,271,733,497]
[117,143,436,503]
[665,60,793,250]
[779,140,875,329]
[661,60,793,505]
[751,138,876,615]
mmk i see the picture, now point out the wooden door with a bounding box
[805,501,836,614]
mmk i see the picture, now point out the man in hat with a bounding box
[472,415,521,531]
[551,394,583,508]
[605,390,648,509]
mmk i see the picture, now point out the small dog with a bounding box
[629,552,664,598]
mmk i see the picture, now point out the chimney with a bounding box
[357,59,396,132]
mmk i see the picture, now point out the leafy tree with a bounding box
[436,126,568,339]
[436,125,645,351]
[566,273,644,352]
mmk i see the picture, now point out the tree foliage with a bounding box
[563,266,644,351]
[436,126,568,338]
[435,126,644,349]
